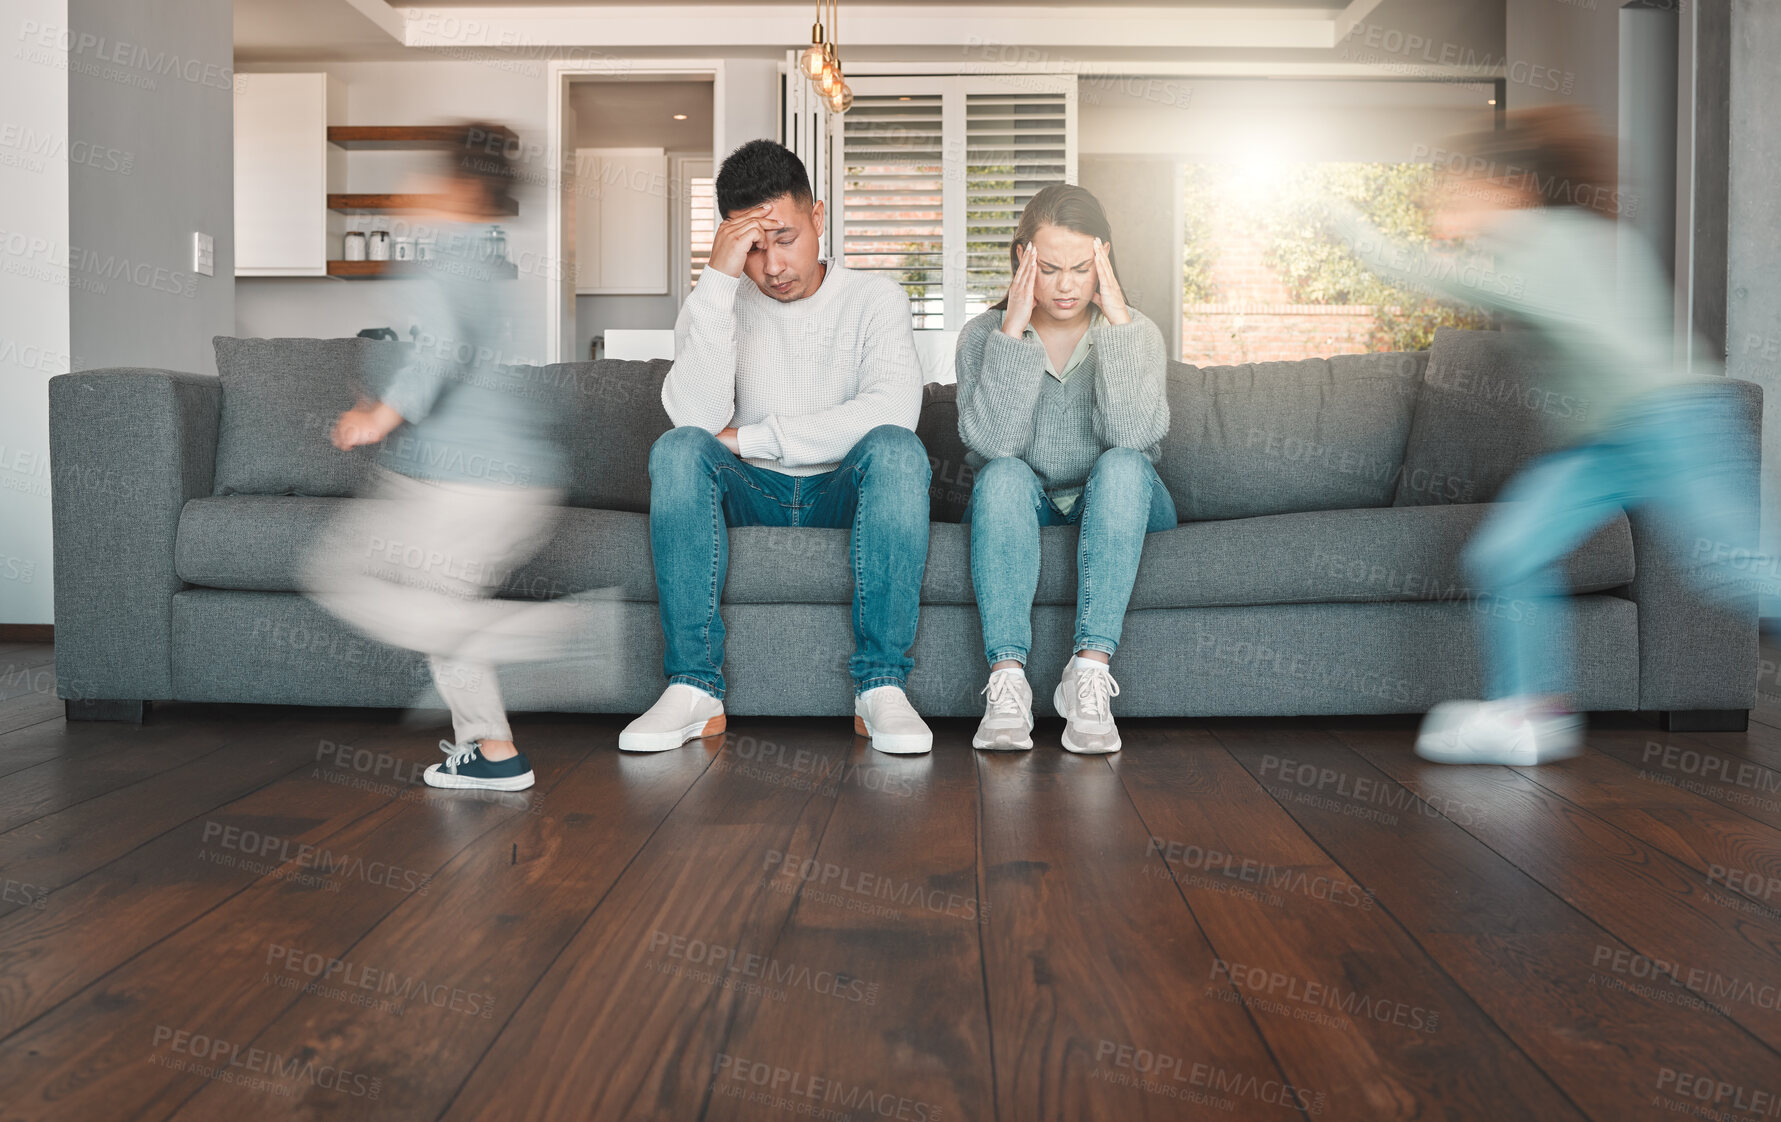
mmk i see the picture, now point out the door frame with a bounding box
[545,59,725,363]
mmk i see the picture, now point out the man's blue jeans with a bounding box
[647,424,932,699]
[1465,386,1757,700]
[966,448,1178,667]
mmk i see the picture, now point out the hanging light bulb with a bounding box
[799,0,826,79]
[819,53,839,95]
[829,83,853,114]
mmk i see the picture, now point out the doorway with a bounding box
[548,67,722,363]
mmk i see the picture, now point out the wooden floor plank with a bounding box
[0,721,603,1122]
[0,720,409,1034]
[975,727,1304,1122]
[1332,725,1781,1055]
[1114,723,1585,1121]
[1511,740,1781,924]
[0,715,390,923]
[702,722,995,1122]
[0,722,248,832]
[0,648,57,704]
[1214,720,1780,1122]
[0,688,67,738]
[435,719,864,1122]
[1588,725,1781,818]
[0,716,172,782]
[162,719,715,1122]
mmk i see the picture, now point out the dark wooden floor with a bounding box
[2,637,1779,1121]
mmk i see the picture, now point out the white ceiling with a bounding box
[233,0,1426,63]
[235,0,399,60]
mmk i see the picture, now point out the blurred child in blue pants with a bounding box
[1334,108,1763,763]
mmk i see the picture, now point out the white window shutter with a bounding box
[963,88,1072,318]
[782,54,834,260]
[833,75,1075,331]
[838,90,947,328]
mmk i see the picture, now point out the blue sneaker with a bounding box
[423,740,535,791]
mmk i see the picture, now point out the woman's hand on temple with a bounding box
[1001,243,1038,338]
[1090,237,1130,326]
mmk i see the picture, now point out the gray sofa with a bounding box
[48,328,1761,728]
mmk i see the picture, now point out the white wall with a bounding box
[1079,78,1496,164]
[1505,0,1619,123]
[69,0,236,375]
[0,0,71,625]
[721,58,781,158]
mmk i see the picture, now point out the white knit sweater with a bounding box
[662,261,923,476]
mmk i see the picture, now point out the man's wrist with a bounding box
[735,422,778,461]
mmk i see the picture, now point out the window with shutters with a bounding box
[963,90,1070,318]
[829,76,1076,332]
[687,174,716,291]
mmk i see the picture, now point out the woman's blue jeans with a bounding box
[647,424,931,699]
[966,449,1177,667]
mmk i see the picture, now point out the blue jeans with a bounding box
[966,449,1178,667]
[1465,386,1756,700]
[647,424,931,699]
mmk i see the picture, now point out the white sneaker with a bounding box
[618,683,725,752]
[974,667,1034,751]
[1414,698,1584,765]
[853,686,933,755]
[1054,659,1122,755]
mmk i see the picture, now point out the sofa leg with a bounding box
[66,698,146,724]
[1660,709,1749,733]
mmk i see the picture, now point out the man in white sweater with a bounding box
[619,140,934,754]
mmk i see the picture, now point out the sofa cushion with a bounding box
[918,382,975,524]
[541,359,675,511]
[1158,352,1425,520]
[536,362,965,517]
[1124,502,1631,609]
[1393,326,1563,506]
[177,496,1633,610]
[211,336,407,497]
[177,497,661,602]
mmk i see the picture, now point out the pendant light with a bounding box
[799,0,826,79]
[800,0,850,115]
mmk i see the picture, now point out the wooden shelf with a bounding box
[327,125,519,150]
[326,259,518,280]
[328,193,518,215]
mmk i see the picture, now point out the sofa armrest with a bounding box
[1623,376,1763,712]
[50,369,220,701]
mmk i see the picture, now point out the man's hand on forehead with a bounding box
[726,197,809,229]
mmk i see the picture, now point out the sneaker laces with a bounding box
[1074,664,1119,723]
[981,670,1027,719]
[439,739,480,772]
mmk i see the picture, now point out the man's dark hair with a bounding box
[715,139,813,218]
